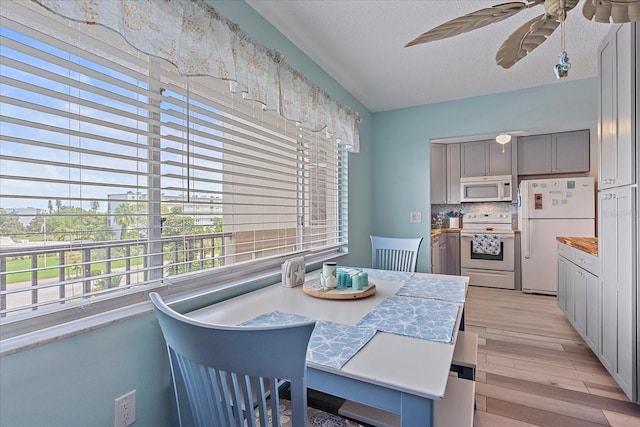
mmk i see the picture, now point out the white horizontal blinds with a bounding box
[304,129,344,250]
[0,2,154,316]
[0,1,347,319]
[160,68,303,265]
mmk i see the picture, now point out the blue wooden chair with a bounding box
[150,292,360,427]
[370,235,423,272]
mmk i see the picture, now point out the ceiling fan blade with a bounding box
[495,14,560,69]
[583,0,640,23]
[405,2,534,47]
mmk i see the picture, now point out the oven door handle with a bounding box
[461,233,514,240]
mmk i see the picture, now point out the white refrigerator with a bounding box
[518,177,595,294]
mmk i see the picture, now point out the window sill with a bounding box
[0,251,345,357]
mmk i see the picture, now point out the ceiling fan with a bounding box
[405,0,640,72]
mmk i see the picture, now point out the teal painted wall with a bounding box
[0,1,598,425]
[371,78,598,272]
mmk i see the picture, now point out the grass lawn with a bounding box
[5,254,144,284]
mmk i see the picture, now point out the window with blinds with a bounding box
[0,1,348,324]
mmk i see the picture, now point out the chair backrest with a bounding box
[149,292,316,427]
[370,235,423,272]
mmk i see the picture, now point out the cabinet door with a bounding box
[460,140,487,177]
[599,24,636,188]
[439,239,447,275]
[430,144,447,204]
[599,33,616,188]
[446,233,460,275]
[430,236,440,274]
[487,139,512,175]
[585,271,600,353]
[447,144,461,204]
[552,130,590,173]
[518,134,552,175]
[573,267,587,337]
[598,186,636,398]
[557,256,569,314]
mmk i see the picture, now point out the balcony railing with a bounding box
[0,232,233,318]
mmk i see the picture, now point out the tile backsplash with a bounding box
[431,202,518,229]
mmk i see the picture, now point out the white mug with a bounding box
[322,262,337,288]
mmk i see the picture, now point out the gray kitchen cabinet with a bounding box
[430,234,440,274]
[447,143,461,204]
[599,186,635,398]
[461,139,511,177]
[431,232,454,274]
[584,267,600,352]
[446,232,460,275]
[599,24,636,189]
[557,255,569,314]
[518,134,552,175]
[557,242,601,355]
[439,235,447,274]
[486,139,513,176]
[518,130,589,175]
[430,143,447,204]
[597,22,637,402]
[573,264,588,338]
[552,130,590,173]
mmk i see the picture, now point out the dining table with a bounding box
[188,268,469,427]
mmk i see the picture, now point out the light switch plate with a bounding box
[410,212,422,223]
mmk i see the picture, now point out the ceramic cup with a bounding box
[322,262,337,288]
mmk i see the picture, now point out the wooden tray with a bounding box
[302,281,376,300]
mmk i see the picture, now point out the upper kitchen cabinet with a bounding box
[518,130,590,175]
[430,142,461,205]
[430,143,447,204]
[599,24,636,189]
[447,143,461,204]
[461,139,512,177]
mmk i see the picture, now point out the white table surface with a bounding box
[188,270,468,426]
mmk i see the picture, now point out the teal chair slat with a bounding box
[150,292,316,427]
[370,235,423,272]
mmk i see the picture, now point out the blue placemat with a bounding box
[396,277,466,303]
[362,268,414,283]
[241,311,376,369]
[356,296,459,344]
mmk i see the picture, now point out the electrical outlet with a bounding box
[410,211,422,223]
[115,390,136,427]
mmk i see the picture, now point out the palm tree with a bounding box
[114,203,136,239]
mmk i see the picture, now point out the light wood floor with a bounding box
[466,286,640,427]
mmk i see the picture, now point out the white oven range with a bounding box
[460,212,515,289]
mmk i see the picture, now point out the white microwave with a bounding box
[460,175,513,202]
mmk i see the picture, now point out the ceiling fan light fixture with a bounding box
[496,133,512,145]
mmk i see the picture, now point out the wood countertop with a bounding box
[430,228,461,238]
[556,236,598,256]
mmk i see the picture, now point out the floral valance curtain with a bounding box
[34,0,360,152]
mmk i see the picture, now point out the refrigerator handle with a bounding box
[522,218,530,259]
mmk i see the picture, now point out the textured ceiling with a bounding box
[247,0,613,113]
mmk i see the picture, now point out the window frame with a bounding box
[0,1,349,342]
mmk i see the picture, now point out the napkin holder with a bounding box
[282,256,305,288]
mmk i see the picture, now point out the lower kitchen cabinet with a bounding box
[599,186,636,399]
[431,231,460,275]
[446,232,460,275]
[431,234,440,274]
[557,243,600,355]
